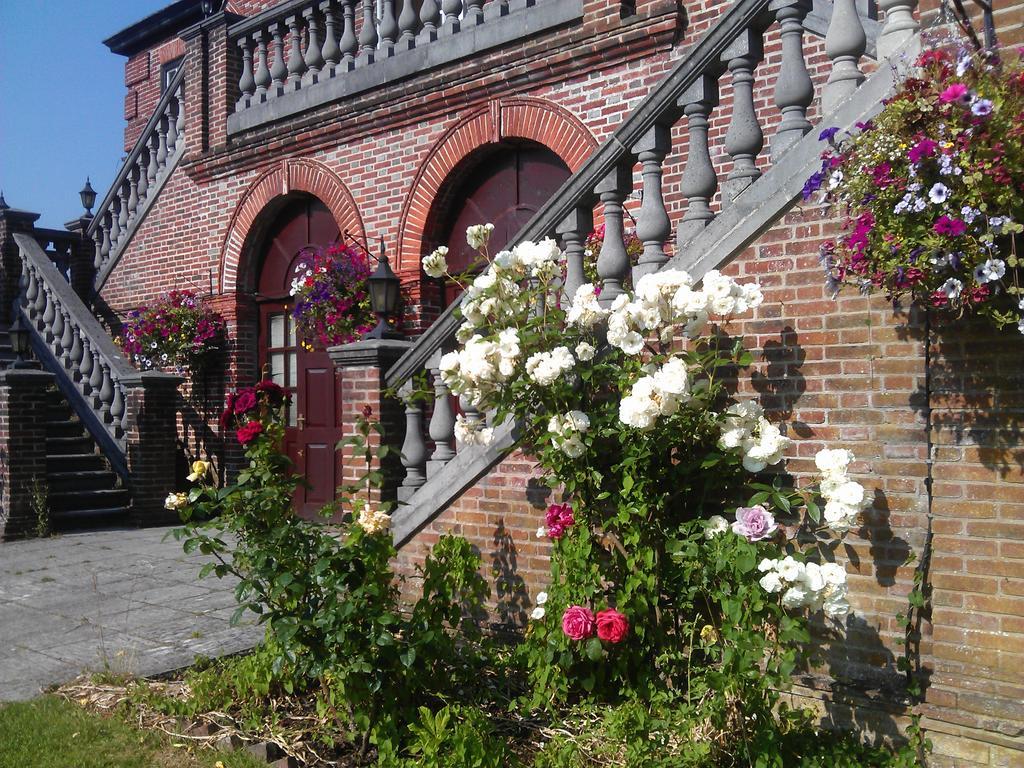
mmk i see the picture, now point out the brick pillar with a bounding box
[0,368,55,540]
[123,372,184,526]
[182,10,243,157]
[328,339,412,505]
[63,216,97,301]
[0,204,40,322]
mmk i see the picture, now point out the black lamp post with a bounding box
[364,241,403,340]
[200,0,221,17]
[79,178,96,218]
[8,315,34,369]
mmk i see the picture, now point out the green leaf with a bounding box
[585,637,604,661]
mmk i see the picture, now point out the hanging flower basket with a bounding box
[120,290,227,373]
[808,45,1024,334]
[290,244,375,349]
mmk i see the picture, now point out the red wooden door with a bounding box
[257,197,344,518]
[441,143,571,306]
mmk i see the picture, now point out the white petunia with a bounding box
[928,183,949,204]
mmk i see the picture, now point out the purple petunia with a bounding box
[819,126,840,142]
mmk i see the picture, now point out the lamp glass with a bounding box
[8,318,30,356]
[79,179,96,213]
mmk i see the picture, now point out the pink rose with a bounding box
[561,605,596,640]
[731,505,778,542]
[596,609,629,644]
[545,503,575,540]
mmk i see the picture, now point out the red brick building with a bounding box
[1,0,1023,762]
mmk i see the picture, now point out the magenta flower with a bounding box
[545,502,575,540]
[731,505,778,542]
[939,83,970,104]
[934,216,967,237]
[907,138,938,164]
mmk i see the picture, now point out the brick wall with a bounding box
[124,38,187,152]
[97,0,1024,760]
[0,370,55,540]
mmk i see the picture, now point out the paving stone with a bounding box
[0,527,258,700]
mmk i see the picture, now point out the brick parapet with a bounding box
[123,373,186,526]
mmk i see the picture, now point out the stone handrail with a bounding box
[385,0,921,541]
[88,62,188,292]
[227,0,584,133]
[14,233,157,477]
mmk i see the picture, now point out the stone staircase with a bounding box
[42,386,131,529]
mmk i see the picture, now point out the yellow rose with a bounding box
[164,492,188,511]
[186,460,211,482]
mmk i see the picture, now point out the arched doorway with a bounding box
[436,141,571,305]
[256,195,344,518]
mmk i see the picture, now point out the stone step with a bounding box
[45,435,96,452]
[43,419,87,438]
[49,506,131,528]
[48,488,130,513]
[46,453,108,472]
[47,469,120,493]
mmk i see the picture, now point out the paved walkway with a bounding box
[0,526,262,701]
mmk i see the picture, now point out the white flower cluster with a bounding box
[531,591,548,620]
[466,223,495,250]
[757,556,850,619]
[525,346,575,386]
[454,413,494,446]
[440,329,520,407]
[601,269,764,354]
[815,448,870,532]
[566,284,608,330]
[422,246,449,278]
[619,357,690,430]
[718,401,791,472]
[548,410,590,458]
[357,508,391,535]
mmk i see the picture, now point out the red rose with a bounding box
[561,605,596,641]
[255,380,287,405]
[236,420,264,445]
[234,389,258,414]
[596,609,629,644]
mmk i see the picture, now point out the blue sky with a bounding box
[0,1,170,228]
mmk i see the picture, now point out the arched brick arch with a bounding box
[396,97,597,271]
[220,157,364,293]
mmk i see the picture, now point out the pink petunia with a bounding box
[939,83,970,104]
[934,216,967,237]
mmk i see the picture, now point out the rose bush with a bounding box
[422,223,877,757]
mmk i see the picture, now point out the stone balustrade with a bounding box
[14,233,152,477]
[87,64,187,291]
[227,0,583,133]
[383,0,920,514]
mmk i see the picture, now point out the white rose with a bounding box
[781,585,809,609]
[819,562,847,587]
[466,223,495,250]
[536,591,548,605]
[836,481,866,508]
[575,342,595,361]
[422,247,449,278]
[776,556,803,583]
[561,435,586,458]
[531,606,546,620]
[536,526,547,539]
[823,594,851,619]
[703,514,729,539]
[759,571,784,593]
[566,411,590,433]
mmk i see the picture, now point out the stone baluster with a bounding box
[465,0,484,24]
[677,74,720,245]
[89,349,104,407]
[166,99,180,154]
[303,6,326,84]
[50,301,64,353]
[110,377,126,436]
[398,381,428,500]
[33,272,47,316]
[340,0,358,68]
[442,0,463,27]
[823,0,866,113]
[632,124,672,282]
[24,266,38,307]
[286,15,306,90]
[399,0,419,47]
[117,182,130,233]
[237,37,256,109]
[98,362,114,424]
[320,1,342,75]
[156,115,169,165]
[109,198,122,246]
[253,31,272,100]
[721,30,765,206]
[59,310,75,367]
[379,0,398,55]
[269,23,288,96]
[877,0,919,59]
[771,0,814,160]
[426,355,456,476]
[41,290,55,338]
[80,337,94,394]
[127,166,140,216]
[357,0,378,63]
[420,0,441,39]
[557,206,594,304]
[136,151,149,200]
[595,165,633,307]
[147,134,159,184]
[69,326,84,382]
[92,230,104,271]
[100,213,112,266]
[174,89,185,142]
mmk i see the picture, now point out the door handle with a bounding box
[297,414,305,429]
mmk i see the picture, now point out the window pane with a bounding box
[288,398,298,427]
[270,314,285,347]
[270,353,285,384]
[287,312,297,345]
[288,352,297,388]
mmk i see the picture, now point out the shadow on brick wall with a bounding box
[491,520,530,630]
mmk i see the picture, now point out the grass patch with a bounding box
[0,696,266,768]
